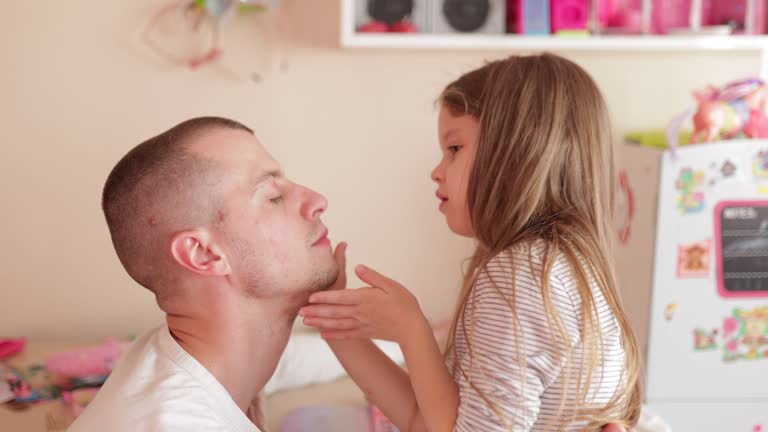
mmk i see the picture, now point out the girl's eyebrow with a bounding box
[442,129,460,141]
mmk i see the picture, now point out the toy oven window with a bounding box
[715,201,768,298]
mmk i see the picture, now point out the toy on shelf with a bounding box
[357,0,420,33]
[432,0,506,34]
[359,20,418,32]
[652,0,704,34]
[667,78,768,154]
[652,0,766,35]
[597,0,644,34]
[551,0,589,35]
[512,0,551,35]
[710,0,766,35]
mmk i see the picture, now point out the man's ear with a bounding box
[170,229,231,276]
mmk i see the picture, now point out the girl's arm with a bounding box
[307,308,458,432]
[300,245,458,432]
[397,312,459,432]
[322,338,418,429]
[263,332,403,395]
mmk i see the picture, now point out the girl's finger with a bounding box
[320,329,369,340]
[299,305,357,319]
[309,288,365,305]
[302,317,362,331]
[355,265,400,292]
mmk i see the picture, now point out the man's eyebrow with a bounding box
[253,170,283,188]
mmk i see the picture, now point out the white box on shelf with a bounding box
[429,0,506,34]
[354,0,429,33]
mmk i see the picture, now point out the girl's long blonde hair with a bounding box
[440,53,642,430]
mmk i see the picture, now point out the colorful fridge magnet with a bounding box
[708,158,742,187]
[723,315,740,337]
[755,150,768,194]
[754,150,768,179]
[676,167,707,213]
[677,239,711,278]
[721,160,738,178]
[722,306,768,362]
[664,301,678,321]
[694,328,719,350]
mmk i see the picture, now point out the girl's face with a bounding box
[431,106,479,238]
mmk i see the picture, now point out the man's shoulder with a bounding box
[68,362,228,431]
[69,401,228,431]
[69,327,222,430]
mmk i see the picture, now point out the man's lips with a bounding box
[312,228,330,246]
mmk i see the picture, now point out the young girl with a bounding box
[299,53,641,431]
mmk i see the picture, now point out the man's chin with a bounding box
[312,265,340,293]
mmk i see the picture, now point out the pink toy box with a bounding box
[652,0,766,34]
[597,0,766,35]
[551,0,590,33]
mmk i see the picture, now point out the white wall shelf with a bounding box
[340,0,768,77]
[341,33,768,52]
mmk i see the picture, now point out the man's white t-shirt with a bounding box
[69,326,261,432]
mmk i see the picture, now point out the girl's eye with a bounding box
[270,196,284,205]
[448,145,461,154]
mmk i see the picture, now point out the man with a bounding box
[70,116,631,432]
[70,117,338,431]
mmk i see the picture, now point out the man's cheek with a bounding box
[267,227,292,263]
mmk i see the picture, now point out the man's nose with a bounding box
[300,186,327,221]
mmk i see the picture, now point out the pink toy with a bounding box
[598,0,643,33]
[0,338,26,359]
[691,79,768,143]
[45,339,130,379]
[551,0,589,33]
[710,0,766,34]
[652,0,697,34]
[667,78,768,154]
[651,0,765,34]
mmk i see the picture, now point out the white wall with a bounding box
[0,0,762,340]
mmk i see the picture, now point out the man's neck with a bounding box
[164,292,302,415]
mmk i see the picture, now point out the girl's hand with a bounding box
[300,264,426,343]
